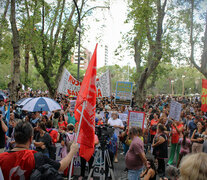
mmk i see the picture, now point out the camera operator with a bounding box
[105,131,117,179]
[108,111,124,163]
[0,121,79,180]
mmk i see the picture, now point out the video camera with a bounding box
[95,124,114,148]
[195,133,207,140]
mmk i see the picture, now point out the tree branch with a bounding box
[50,0,61,42]
[3,0,9,20]
[49,0,66,62]
[41,0,47,68]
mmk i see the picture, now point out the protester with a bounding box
[140,159,156,180]
[191,121,205,153]
[58,114,68,131]
[0,95,5,117]
[0,121,79,180]
[168,120,183,165]
[152,124,168,178]
[34,122,52,157]
[125,127,147,180]
[108,111,124,162]
[0,110,8,153]
[177,131,191,167]
[179,152,207,180]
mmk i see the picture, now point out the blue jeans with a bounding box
[128,168,143,180]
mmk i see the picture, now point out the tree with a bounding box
[126,0,168,106]
[10,0,21,102]
[189,0,207,78]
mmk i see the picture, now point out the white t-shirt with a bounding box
[108,118,124,136]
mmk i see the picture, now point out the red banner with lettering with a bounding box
[201,79,207,112]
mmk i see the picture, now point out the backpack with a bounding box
[30,152,63,180]
[65,132,75,152]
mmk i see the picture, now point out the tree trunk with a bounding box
[135,0,167,107]
[25,44,29,89]
[10,0,21,102]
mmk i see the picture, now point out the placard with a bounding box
[70,100,76,111]
[128,111,145,129]
[115,81,133,105]
[118,113,128,122]
[169,101,182,121]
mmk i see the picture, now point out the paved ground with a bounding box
[71,146,177,180]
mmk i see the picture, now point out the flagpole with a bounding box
[68,101,86,180]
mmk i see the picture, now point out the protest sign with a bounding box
[118,113,128,122]
[169,101,182,121]
[201,79,207,112]
[128,111,145,129]
[115,81,133,105]
[58,68,81,96]
[96,70,111,97]
[58,69,111,97]
[70,100,76,111]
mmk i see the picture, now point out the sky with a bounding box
[81,0,135,68]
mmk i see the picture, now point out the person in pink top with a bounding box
[177,131,191,167]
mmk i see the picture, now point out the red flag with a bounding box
[201,79,207,112]
[74,44,97,161]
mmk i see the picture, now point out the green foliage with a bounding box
[98,65,135,92]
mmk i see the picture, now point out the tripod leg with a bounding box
[87,150,100,180]
[105,150,115,180]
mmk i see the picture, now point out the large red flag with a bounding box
[201,79,207,112]
[74,44,97,161]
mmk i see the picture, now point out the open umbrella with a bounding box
[22,97,61,112]
[0,90,8,99]
[16,97,33,106]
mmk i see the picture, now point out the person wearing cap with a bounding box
[108,111,124,163]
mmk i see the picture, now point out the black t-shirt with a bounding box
[35,132,52,154]
[0,120,6,148]
[34,152,60,170]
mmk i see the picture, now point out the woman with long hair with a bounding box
[58,114,67,131]
[191,121,205,153]
[34,122,52,157]
[152,124,168,179]
[140,159,156,180]
[177,131,191,167]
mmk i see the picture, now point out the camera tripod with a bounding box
[87,145,115,180]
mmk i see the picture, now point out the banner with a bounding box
[115,81,133,105]
[201,79,207,112]
[169,101,182,121]
[58,69,111,97]
[128,111,145,129]
[96,70,111,97]
[58,68,81,96]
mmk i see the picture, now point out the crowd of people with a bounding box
[1,90,207,180]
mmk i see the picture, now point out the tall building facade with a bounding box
[71,47,92,70]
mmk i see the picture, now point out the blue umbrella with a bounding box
[22,97,61,112]
[0,90,8,99]
[16,97,33,106]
